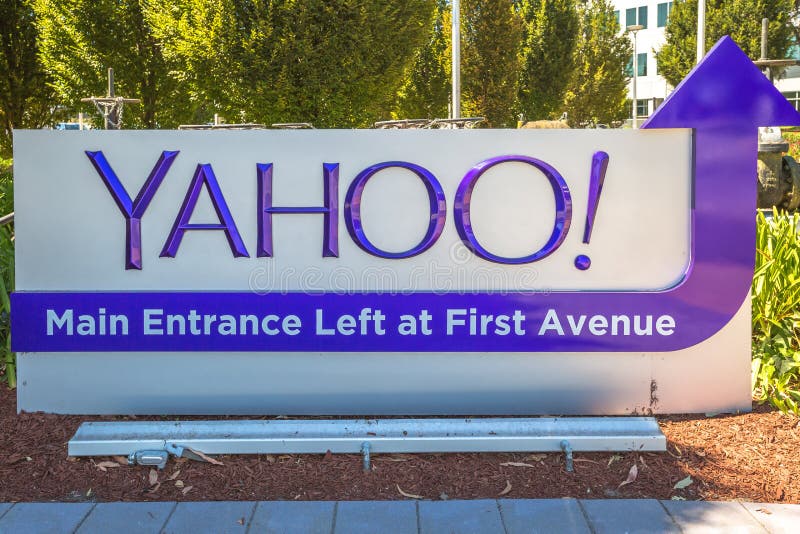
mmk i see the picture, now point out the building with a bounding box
[775,60,800,111]
[611,0,800,119]
[612,0,674,122]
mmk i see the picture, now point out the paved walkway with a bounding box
[0,498,798,533]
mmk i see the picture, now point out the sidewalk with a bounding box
[1,498,798,533]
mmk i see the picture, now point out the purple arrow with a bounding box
[636,36,800,344]
[11,37,800,354]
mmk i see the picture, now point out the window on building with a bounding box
[614,10,620,28]
[626,7,636,27]
[657,2,673,27]
[625,5,648,29]
[637,99,649,118]
[625,55,647,77]
[788,37,800,60]
[783,91,800,111]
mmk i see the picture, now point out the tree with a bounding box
[517,0,580,121]
[397,0,523,126]
[267,1,437,126]
[144,0,244,124]
[657,0,795,87]
[149,0,436,127]
[460,0,523,127]
[0,0,55,157]
[564,0,631,126]
[34,0,186,128]
[396,0,450,120]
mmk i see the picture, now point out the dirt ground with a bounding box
[1,384,798,504]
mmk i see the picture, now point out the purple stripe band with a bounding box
[12,290,720,353]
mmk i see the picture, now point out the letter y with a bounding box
[86,150,178,269]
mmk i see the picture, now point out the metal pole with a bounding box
[760,18,772,82]
[697,0,706,63]
[68,417,667,458]
[632,31,638,129]
[106,68,117,130]
[451,0,461,119]
[626,25,643,128]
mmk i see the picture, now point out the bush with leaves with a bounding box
[0,160,13,387]
[658,0,794,88]
[752,210,800,414]
[563,0,631,127]
[517,0,579,121]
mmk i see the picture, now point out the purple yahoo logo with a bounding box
[86,151,608,270]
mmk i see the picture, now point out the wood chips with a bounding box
[0,386,798,503]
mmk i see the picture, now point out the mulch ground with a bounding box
[1,384,798,504]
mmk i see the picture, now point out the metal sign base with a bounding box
[68,417,666,471]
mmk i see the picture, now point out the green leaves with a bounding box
[145,0,435,127]
[752,210,800,414]
[0,165,13,388]
[396,1,450,120]
[34,0,184,128]
[398,0,629,127]
[0,0,56,157]
[563,0,631,127]
[22,0,643,130]
[397,0,523,127]
[658,0,795,88]
[517,0,580,121]
[460,0,523,127]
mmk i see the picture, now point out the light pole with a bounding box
[451,0,461,119]
[697,0,706,63]
[627,24,644,129]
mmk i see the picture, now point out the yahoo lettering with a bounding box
[12,36,800,359]
[86,151,609,269]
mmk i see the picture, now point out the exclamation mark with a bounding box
[574,151,609,271]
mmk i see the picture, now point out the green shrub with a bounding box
[752,209,800,414]
[0,159,11,217]
[0,160,12,387]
